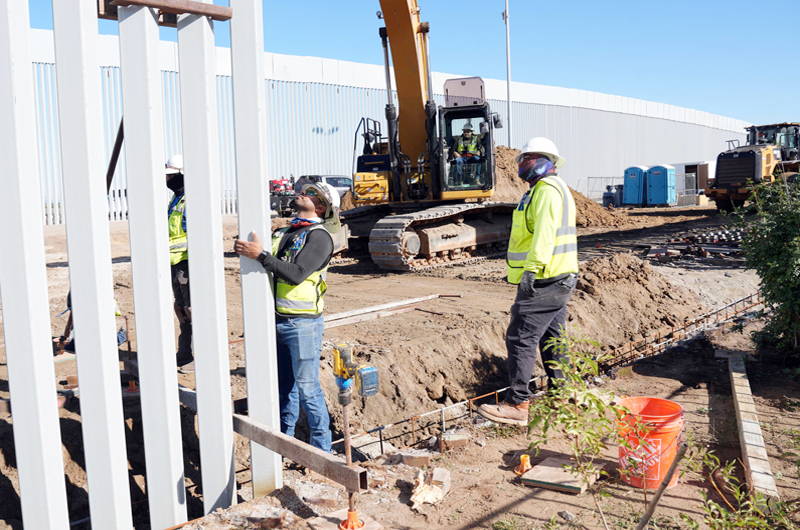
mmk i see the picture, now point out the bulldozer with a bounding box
[338,0,515,271]
[705,122,800,212]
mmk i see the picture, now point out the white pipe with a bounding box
[504,1,512,147]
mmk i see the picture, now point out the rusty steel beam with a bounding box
[108,0,231,21]
[233,414,368,493]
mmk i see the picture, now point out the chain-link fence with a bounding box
[585,176,624,202]
[676,172,698,206]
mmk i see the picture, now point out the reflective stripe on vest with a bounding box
[506,176,578,283]
[271,225,331,316]
[168,195,188,266]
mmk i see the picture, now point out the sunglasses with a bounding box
[299,188,322,199]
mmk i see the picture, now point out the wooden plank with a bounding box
[519,456,595,494]
[117,5,187,527]
[325,306,417,329]
[326,294,440,322]
[728,352,780,502]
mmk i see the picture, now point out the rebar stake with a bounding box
[339,387,364,530]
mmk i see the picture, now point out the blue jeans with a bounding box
[276,315,332,452]
[454,155,481,183]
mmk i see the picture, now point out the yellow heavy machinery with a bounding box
[705,123,800,212]
[339,0,514,271]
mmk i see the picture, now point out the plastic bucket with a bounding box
[617,397,683,490]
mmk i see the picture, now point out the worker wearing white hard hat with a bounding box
[452,122,485,186]
[478,137,578,426]
[233,181,339,452]
[165,154,195,373]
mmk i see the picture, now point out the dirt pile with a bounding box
[569,253,703,348]
[493,146,642,228]
[491,145,530,202]
[340,190,356,212]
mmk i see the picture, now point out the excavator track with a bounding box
[367,202,516,271]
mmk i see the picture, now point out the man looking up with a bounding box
[478,137,579,426]
[233,183,340,453]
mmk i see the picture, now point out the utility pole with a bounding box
[503,1,512,147]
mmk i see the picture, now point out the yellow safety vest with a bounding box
[456,135,480,155]
[271,225,331,316]
[168,194,188,266]
[506,175,578,284]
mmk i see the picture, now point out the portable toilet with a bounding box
[623,166,648,205]
[646,165,676,205]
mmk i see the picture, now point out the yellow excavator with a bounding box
[339,0,514,271]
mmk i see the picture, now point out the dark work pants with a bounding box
[505,274,577,404]
[171,260,192,358]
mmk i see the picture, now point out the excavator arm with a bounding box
[378,0,430,163]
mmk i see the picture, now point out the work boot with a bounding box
[477,400,530,426]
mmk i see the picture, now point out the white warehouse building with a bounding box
[29,29,750,225]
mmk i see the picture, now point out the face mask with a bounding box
[166,174,184,193]
[518,157,553,184]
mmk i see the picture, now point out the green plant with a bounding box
[527,334,631,530]
[731,180,800,353]
[492,515,526,530]
[680,445,799,529]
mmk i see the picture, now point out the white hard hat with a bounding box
[302,182,341,234]
[462,123,474,131]
[515,137,566,169]
[165,154,184,175]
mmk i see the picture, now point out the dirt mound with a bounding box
[569,253,702,348]
[340,190,356,212]
[493,146,640,228]
[492,145,530,202]
[569,186,629,228]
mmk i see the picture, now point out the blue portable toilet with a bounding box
[623,166,649,205]
[646,165,676,205]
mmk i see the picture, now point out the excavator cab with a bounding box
[440,105,494,192]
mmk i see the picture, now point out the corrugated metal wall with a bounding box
[31,65,746,225]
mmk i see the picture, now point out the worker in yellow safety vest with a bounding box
[165,154,194,374]
[452,122,485,185]
[478,137,579,426]
[233,182,341,453]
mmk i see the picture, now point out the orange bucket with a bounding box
[617,397,683,490]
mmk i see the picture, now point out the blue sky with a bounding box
[28,0,798,126]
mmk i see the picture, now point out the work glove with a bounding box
[520,270,536,296]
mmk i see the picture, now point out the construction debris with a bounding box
[409,468,451,510]
[400,451,432,468]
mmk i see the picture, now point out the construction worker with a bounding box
[166,154,194,373]
[452,123,484,185]
[478,137,579,426]
[233,182,341,453]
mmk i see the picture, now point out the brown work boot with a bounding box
[477,401,530,426]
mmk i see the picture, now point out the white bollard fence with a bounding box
[0,1,281,528]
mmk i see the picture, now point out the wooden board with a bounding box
[728,353,781,502]
[519,456,595,494]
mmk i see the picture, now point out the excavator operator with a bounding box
[452,122,484,185]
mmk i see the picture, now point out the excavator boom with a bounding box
[378,0,430,162]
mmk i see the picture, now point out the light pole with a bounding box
[502,1,512,147]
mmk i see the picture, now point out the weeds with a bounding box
[492,515,526,530]
[680,444,799,529]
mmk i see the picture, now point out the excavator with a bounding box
[705,123,800,212]
[338,0,515,271]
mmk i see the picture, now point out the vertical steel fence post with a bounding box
[229,0,283,496]
[51,0,133,526]
[0,2,69,528]
[176,3,236,513]
[117,6,188,527]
